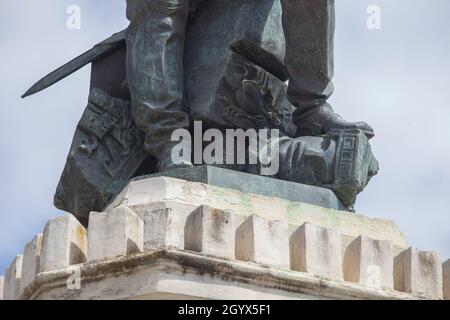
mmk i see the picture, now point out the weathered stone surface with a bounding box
[443,259,450,300]
[236,215,289,268]
[22,249,418,300]
[40,215,87,272]
[0,276,3,300]
[130,202,193,251]
[21,234,43,292]
[107,176,185,209]
[107,175,408,252]
[4,255,23,300]
[185,205,235,259]
[2,193,433,300]
[343,235,393,289]
[290,223,343,281]
[394,248,443,299]
[143,165,344,210]
[88,206,143,261]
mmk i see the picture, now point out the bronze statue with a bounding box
[23,0,378,224]
[125,0,373,171]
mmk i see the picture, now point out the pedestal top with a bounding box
[136,165,346,211]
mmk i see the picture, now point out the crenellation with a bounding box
[21,234,43,292]
[4,255,23,300]
[236,215,290,268]
[0,276,3,300]
[343,235,394,289]
[290,223,343,281]
[185,205,235,259]
[39,215,87,272]
[394,247,443,299]
[88,206,144,262]
[442,259,450,300]
[1,178,447,300]
[131,202,194,251]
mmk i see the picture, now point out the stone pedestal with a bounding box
[110,167,408,255]
[1,169,447,300]
[146,165,345,210]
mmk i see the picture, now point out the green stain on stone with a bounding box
[323,208,341,228]
[238,193,253,214]
[286,202,301,222]
[286,200,342,229]
[210,188,232,206]
[210,187,253,216]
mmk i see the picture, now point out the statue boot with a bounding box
[156,142,193,173]
[281,0,374,140]
[294,103,375,139]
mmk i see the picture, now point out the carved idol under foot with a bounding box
[253,129,379,211]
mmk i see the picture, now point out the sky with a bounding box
[0,0,449,274]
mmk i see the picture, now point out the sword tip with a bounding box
[21,88,35,99]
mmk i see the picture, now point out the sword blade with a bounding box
[22,30,127,98]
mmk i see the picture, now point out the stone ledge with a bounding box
[21,249,417,300]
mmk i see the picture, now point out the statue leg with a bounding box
[281,0,374,138]
[126,0,192,171]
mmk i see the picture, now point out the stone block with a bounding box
[394,247,443,299]
[4,255,23,300]
[290,223,343,281]
[236,215,289,268]
[343,235,393,289]
[21,234,43,291]
[108,173,408,251]
[145,165,344,211]
[40,214,87,272]
[132,202,192,251]
[185,205,235,259]
[443,259,450,300]
[106,176,187,210]
[88,206,143,261]
[0,276,3,300]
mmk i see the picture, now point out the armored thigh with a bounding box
[125,0,190,156]
[281,0,335,113]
